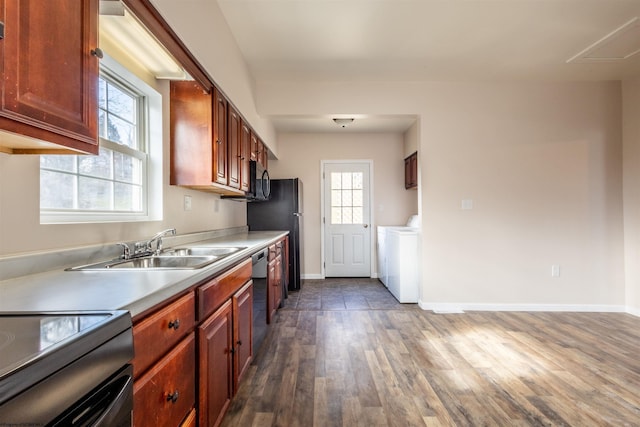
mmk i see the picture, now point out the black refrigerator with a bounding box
[247,178,302,291]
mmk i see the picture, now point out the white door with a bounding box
[323,162,371,277]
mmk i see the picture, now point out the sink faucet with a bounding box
[133,228,177,257]
[147,228,177,255]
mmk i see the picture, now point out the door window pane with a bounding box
[330,171,364,224]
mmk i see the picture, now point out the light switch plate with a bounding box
[184,195,192,211]
[461,199,473,210]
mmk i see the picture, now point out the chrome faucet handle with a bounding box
[116,242,131,260]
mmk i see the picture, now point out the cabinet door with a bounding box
[274,253,283,310]
[404,151,418,189]
[213,88,228,185]
[232,280,253,391]
[267,258,277,324]
[133,334,196,427]
[240,121,251,192]
[257,138,268,169]
[227,105,241,189]
[0,0,99,154]
[198,299,233,427]
[170,81,213,186]
[250,131,258,161]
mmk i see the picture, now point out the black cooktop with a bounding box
[0,311,132,405]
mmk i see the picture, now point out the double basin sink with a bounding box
[68,246,247,271]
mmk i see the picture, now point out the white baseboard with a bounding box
[626,306,640,317]
[301,273,324,280]
[419,300,629,314]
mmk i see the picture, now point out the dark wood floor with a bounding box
[221,279,640,426]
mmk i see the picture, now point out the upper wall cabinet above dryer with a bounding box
[0,0,100,155]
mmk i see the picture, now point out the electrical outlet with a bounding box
[184,195,192,211]
[551,265,560,278]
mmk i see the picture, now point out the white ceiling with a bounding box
[197,0,640,133]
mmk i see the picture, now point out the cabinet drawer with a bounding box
[133,333,196,427]
[133,292,195,377]
[198,258,251,320]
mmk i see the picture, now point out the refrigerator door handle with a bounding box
[293,213,302,216]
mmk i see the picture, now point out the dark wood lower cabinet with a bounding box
[198,299,233,427]
[133,333,196,427]
[233,281,253,391]
[199,280,254,427]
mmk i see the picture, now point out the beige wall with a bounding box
[623,77,640,314]
[268,133,417,277]
[257,80,625,308]
[0,54,247,257]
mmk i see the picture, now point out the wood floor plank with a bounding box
[220,279,640,427]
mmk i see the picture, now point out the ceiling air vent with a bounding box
[567,17,640,63]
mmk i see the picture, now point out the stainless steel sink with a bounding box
[108,255,218,270]
[68,255,219,271]
[67,246,246,271]
[161,246,246,257]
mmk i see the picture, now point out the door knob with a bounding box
[363,224,369,228]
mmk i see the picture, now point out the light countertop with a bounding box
[0,230,287,318]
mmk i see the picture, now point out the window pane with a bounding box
[107,114,136,148]
[331,190,342,207]
[99,78,107,109]
[342,173,352,189]
[353,207,363,224]
[342,207,353,224]
[79,148,112,179]
[98,109,107,140]
[342,189,352,206]
[78,177,112,210]
[41,170,75,209]
[331,207,342,224]
[40,156,76,173]
[107,81,136,123]
[353,172,363,189]
[115,183,142,211]
[353,190,363,207]
[114,151,142,184]
[331,172,341,190]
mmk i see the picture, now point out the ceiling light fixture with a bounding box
[333,118,354,128]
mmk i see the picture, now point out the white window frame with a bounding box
[40,53,163,224]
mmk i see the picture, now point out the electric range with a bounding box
[0,310,134,425]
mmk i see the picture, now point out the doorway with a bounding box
[322,161,372,277]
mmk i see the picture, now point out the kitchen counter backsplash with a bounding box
[0,226,248,281]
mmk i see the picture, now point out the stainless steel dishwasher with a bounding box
[0,310,134,426]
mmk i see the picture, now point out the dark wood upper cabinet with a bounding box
[240,121,251,192]
[404,151,418,189]
[213,88,228,186]
[170,81,243,195]
[250,131,258,161]
[0,0,99,154]
[170,81,212,186]
[227,105,241,190]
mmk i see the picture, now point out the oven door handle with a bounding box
[93,370,133,426]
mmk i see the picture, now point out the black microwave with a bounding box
[247,160,271,202]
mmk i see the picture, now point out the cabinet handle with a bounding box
[217,139,222,145]
[229,347,235,355]
[90,48,104,59]
[236,340,242,346]
[0,21,4,40]
[168,319,180,330]
[166,390,180,403]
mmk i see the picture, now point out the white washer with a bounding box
[377,216,420,303]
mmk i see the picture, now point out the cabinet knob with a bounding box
[236,340,242,346]
[166,390,179,403]
[168,319,180,330]
[90,48,104,59]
